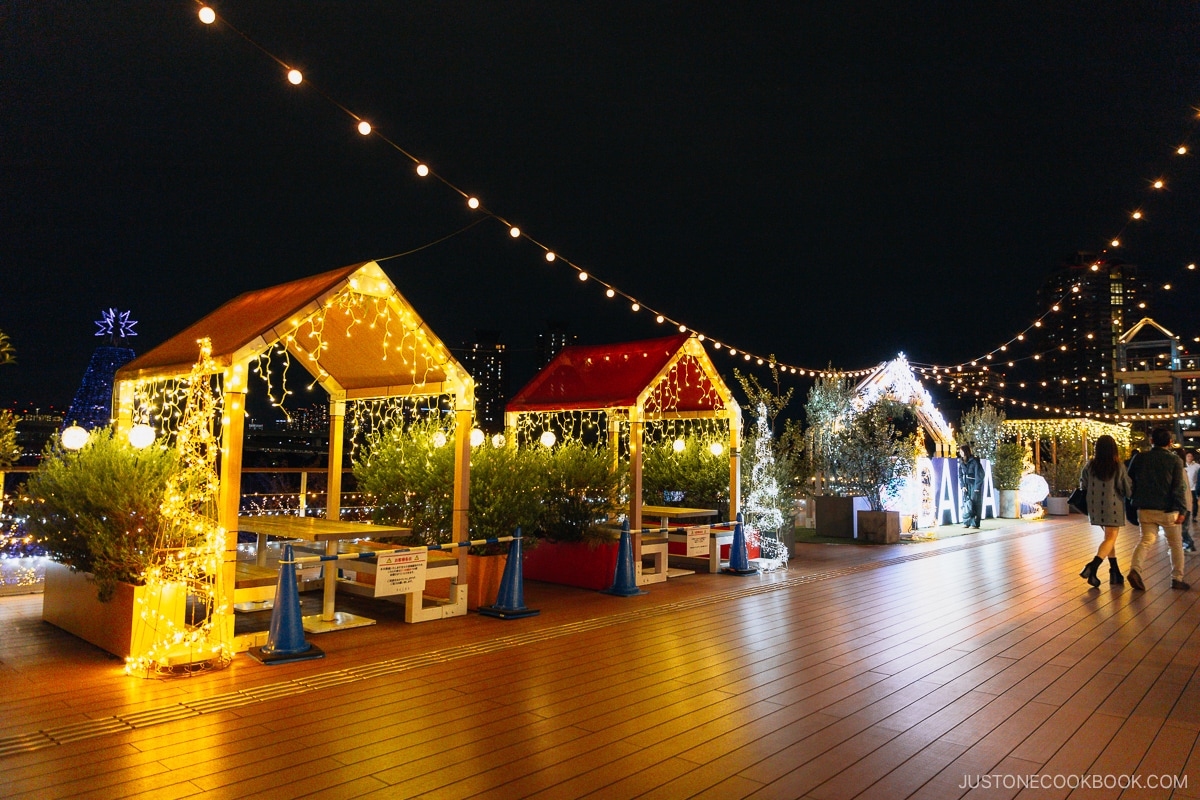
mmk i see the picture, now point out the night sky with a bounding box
[4,2,1200,416]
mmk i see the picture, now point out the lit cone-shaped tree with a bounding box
[744,402,785,533]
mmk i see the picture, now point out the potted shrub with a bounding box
[461,442,544,608]
[993,440,1024,518]
[522,441,624,590]
[17,428,191,657]
[804,373,867,537]
[353,415,455,546]
[836,400,917,544]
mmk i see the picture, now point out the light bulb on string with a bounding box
[416,164,429,177]
[509,226,521,238]
[631,302,640,311]
[545,251,555,262]
[467,196,480,209]
[287,69,303,85]
[606,288,615,298]
[1154,179,1165,189]
[656,315,664,324]
[198,6,216,24]
[578,272,588,281]
[357,120,372,135]
[1111,239,1120,247]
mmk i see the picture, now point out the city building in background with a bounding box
[1036,253,1146,412]
[536,321,577,369]
[460,330,508,433]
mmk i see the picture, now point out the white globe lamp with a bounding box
[61,425,90,451]
[127,424,156,449]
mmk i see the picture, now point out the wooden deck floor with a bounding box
[3,515,1200,799]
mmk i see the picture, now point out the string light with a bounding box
[184,5,1200,386]
[198,6,216,24]
[287,69,302,85]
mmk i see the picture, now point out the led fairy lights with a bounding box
[189,2,1200,384]
[185,2,880,380]
[126,338,231,677]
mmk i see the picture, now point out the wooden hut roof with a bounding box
[507,333,733,414]
[115,261,470,401]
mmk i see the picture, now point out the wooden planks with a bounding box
[2,516,1199,799]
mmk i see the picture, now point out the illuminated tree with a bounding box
[956,402,1005,461]
[833,398,918,511]
[744,402,785,532]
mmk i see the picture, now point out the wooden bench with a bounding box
[332,543,468,624]
[234,561,279,610]
[638,532,669,586]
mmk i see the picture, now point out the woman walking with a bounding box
[1080,434,1133,587]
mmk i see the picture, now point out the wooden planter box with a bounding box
[857,510,900,544]
[522,540,619,591]
[815,495,871,538]
[42,561,186,659]
[466,553,508,610]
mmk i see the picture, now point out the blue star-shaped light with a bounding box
[95,308,138,338]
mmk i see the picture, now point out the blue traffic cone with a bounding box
[479,528,540,619]
[603,519,648,596]
[721,513,759,576]
[248,544,325,664]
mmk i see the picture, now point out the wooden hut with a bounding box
[114,261,473,650]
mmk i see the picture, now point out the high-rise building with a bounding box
[460,330,508,433]
[536,321,577,368]
[1036,253,1146,412]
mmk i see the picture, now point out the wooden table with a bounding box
[237,515,411,633]
[640,506,718,578]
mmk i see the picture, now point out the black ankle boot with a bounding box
[1080,559,1101,588]
[1108,558,1124,585]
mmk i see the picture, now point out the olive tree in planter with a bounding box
[17,428,193,657]
[523,441,625,590]
[642,434,728,514]
[834,399,917,544]
[993,440,1024,518]
[804,372,864,537]
[462,442,545,608]
[353,415,455,545]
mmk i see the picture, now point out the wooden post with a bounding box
[299,471,308,517]
[218,386,246,647]
[629,407,644,566]
[728,410,742,521]
[608,410,623,518]
[452,403,472,573]
[326,400,346,522]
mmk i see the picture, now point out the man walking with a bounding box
[1128,428,1191,591]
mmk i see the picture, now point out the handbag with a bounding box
[1068,486,1087,515]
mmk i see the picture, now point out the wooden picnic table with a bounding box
[638,506,719,579]
[237,515,411,633]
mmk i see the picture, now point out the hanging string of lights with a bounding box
[188,3,1200,398]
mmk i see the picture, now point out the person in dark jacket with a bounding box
[1127,428,1190,591]
[959,445,984,529]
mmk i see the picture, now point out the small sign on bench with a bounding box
[374,551,428,597]
[686,526,708,557]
